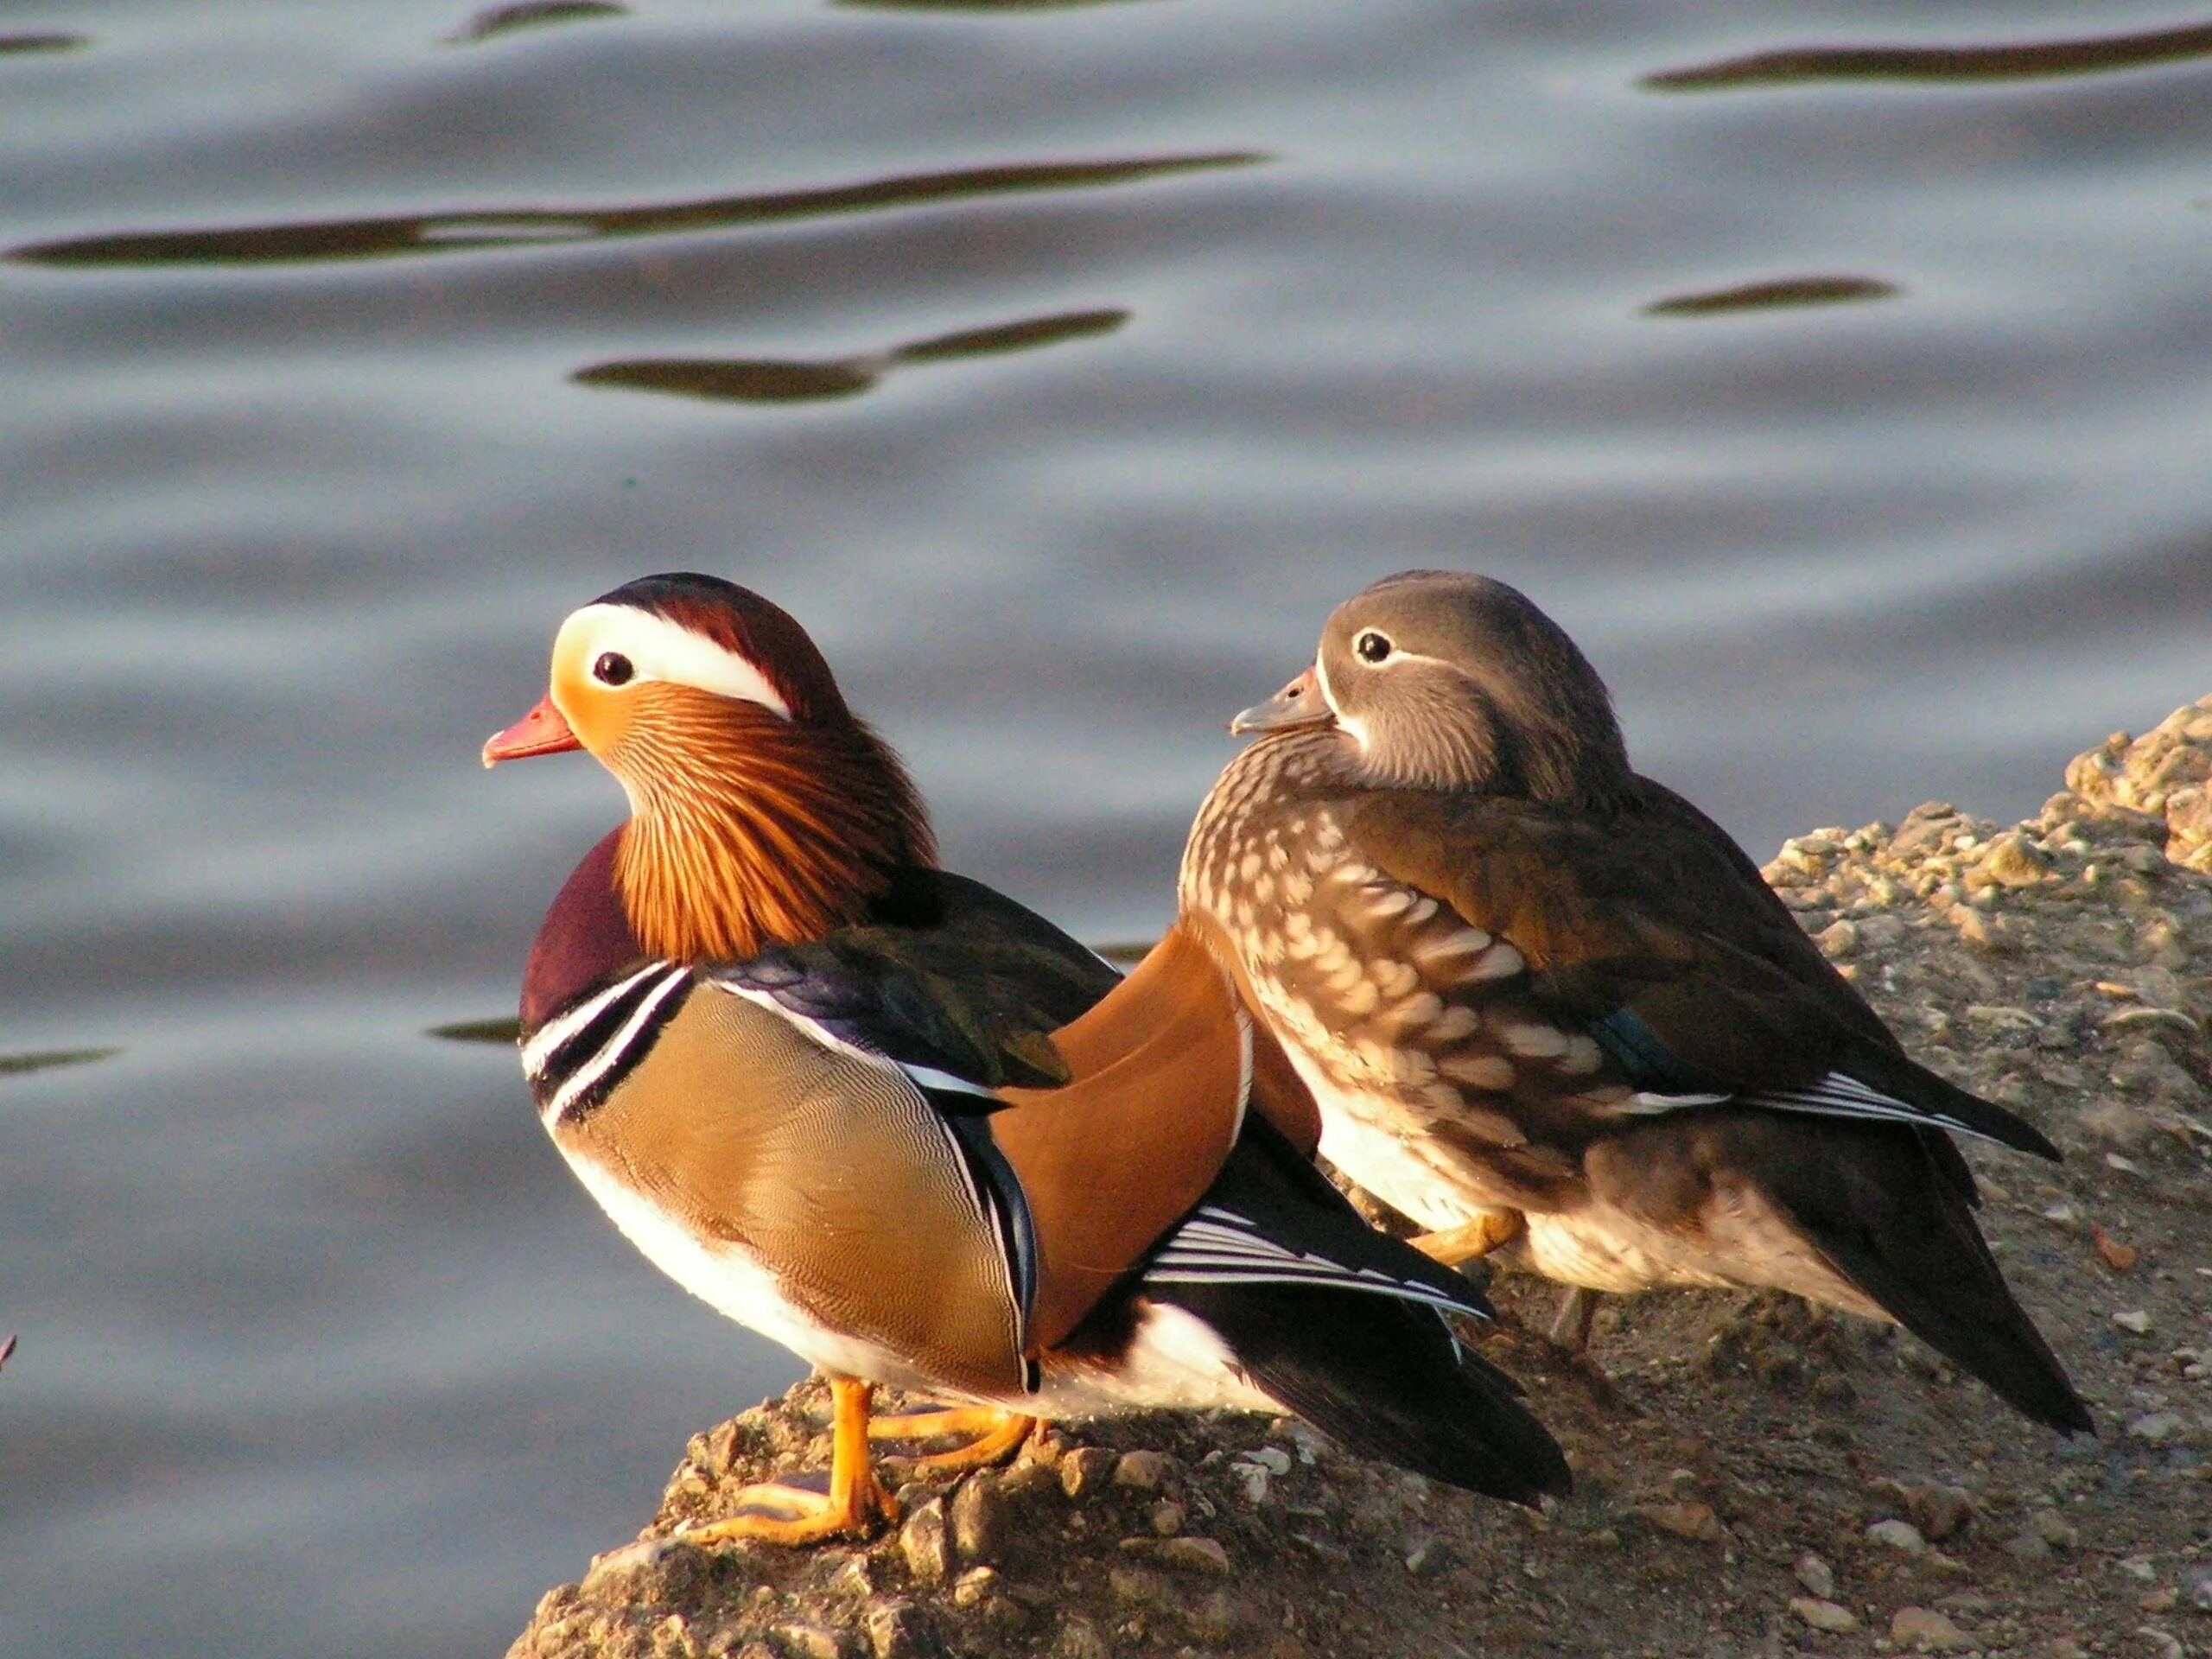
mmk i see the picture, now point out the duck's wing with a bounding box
[708,868,1123,1092]
[1336,786,2058,1160]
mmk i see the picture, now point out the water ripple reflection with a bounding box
[10,153,1261,269]
[1648,17,2212,90]
[574,307,1128,405]
[1646,276,1899,317]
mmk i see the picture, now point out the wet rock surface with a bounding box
[512,705,2212,1658]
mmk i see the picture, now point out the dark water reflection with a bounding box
[1646,276,1899,316]
[6,3,2211,1658]
[575,307,1128,404]
[450,1,630,46]
[1649,17,2212,90]
[12,155,1256,268]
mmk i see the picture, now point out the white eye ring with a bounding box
[555,604,791,718]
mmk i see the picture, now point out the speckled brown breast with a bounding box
[1180,733,1632,1217]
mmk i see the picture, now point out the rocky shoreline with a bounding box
[511,699,2212,1659]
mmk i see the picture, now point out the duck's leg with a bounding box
[684,1376,899,1547]
[868,1405,1039,1474]
[1548,1287,1603,1352]
[1410,1209,1523,1266]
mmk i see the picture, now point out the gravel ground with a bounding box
[511,698,2212,1659]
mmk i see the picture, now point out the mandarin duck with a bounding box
[1178,570,2091,1433]
[484,572,1571,1545]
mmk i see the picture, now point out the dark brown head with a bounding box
[486,573,935,962]
[1231,570,1631,805]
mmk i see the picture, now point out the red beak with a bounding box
[482,695,582,767]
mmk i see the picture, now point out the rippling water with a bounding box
[5,4,2209,1654]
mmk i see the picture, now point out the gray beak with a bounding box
[1230,664,1333,735]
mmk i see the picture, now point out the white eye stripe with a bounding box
[555,603,792,718]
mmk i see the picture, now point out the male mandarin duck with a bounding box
[1178,569,2092,1433]
[483,571,1570,1544]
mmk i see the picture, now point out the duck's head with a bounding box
[486,573,934,962]
[1230,570,1630,804]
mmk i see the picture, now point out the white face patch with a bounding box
[552,602,793,719]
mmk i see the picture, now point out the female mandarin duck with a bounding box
[484,572,1570,1545]
[1179,570,2091,1433]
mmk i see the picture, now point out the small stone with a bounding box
[1789,1597,1861,1633]
[1187,1587,1249,1645]
[898,1498,950,1588]
[2113,1308,2156,1335]
[1403,1534,1451,1577]
[2129,1411,2183,1443]
[829,1555,876,1599]
[772,1625,843,1659]
[1980,834,2050,887]
[2119,1556,2159,1582]
[1051,1615,1112,1659]
[1816,918,1860,959]
[2139,1629,2184,1659]
[1795,1553,1836,1599]
[950,1566,997,1610]
[1905,1484,1975,1541]
[1891,1606,1971,1651]
[2183,1565,2212,1610]
[862,1601,931,1659]
[1058,1447,1118,1499]
[1635,1500,1726,1542]
[1247,1446,1294,1476]
[1232,1462,1270,1504]
[1148,1500,1185,1536]
[1135,1535,1232,1578]
[2004,1530,2054,1562]
[1107,1564,1173,1611]
[1867,1518,1928,1555]
[948,1478,1005,1564]
[2031,1509,2080,1550]
[1113,1450,1170,1492]
[2142,1586,2178,1614]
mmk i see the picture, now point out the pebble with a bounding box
[1795,1553,1836,1599]
[772,1624,842,1659]
[950,1566,997,1610]
[1232,1463,1270,1505]
[1058,1447,1118,1499]
[1120,1535,1232,1578]
[1635,1500,1726,1542]
[1904,1484,1975,1541]
[1052,1615,1112,1659]
[2113,1309,2156,1335]
[2031,1509,2080,1551]
[1789,1597,1860,1633]
[2186,1566,2212,1611]
[2128,1411,2183,1442]
[949,1479,1001,1563]
[1891,1607,1971,1652]
[1113,1451,1170,1492]
[1866,1518,1928,1555]
[897,1497,950,1588]
[861,1601,927,1659]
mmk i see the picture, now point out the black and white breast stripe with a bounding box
[1599,1068,2009,1147]
[522,962,693,1123]
[1146,1205,1484,1317]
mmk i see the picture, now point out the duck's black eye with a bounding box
[1355,630,1393,664]
[593,652,635,686]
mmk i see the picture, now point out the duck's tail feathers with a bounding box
[1143,1121,1572,1505]
[1776,1126,2093,1434]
